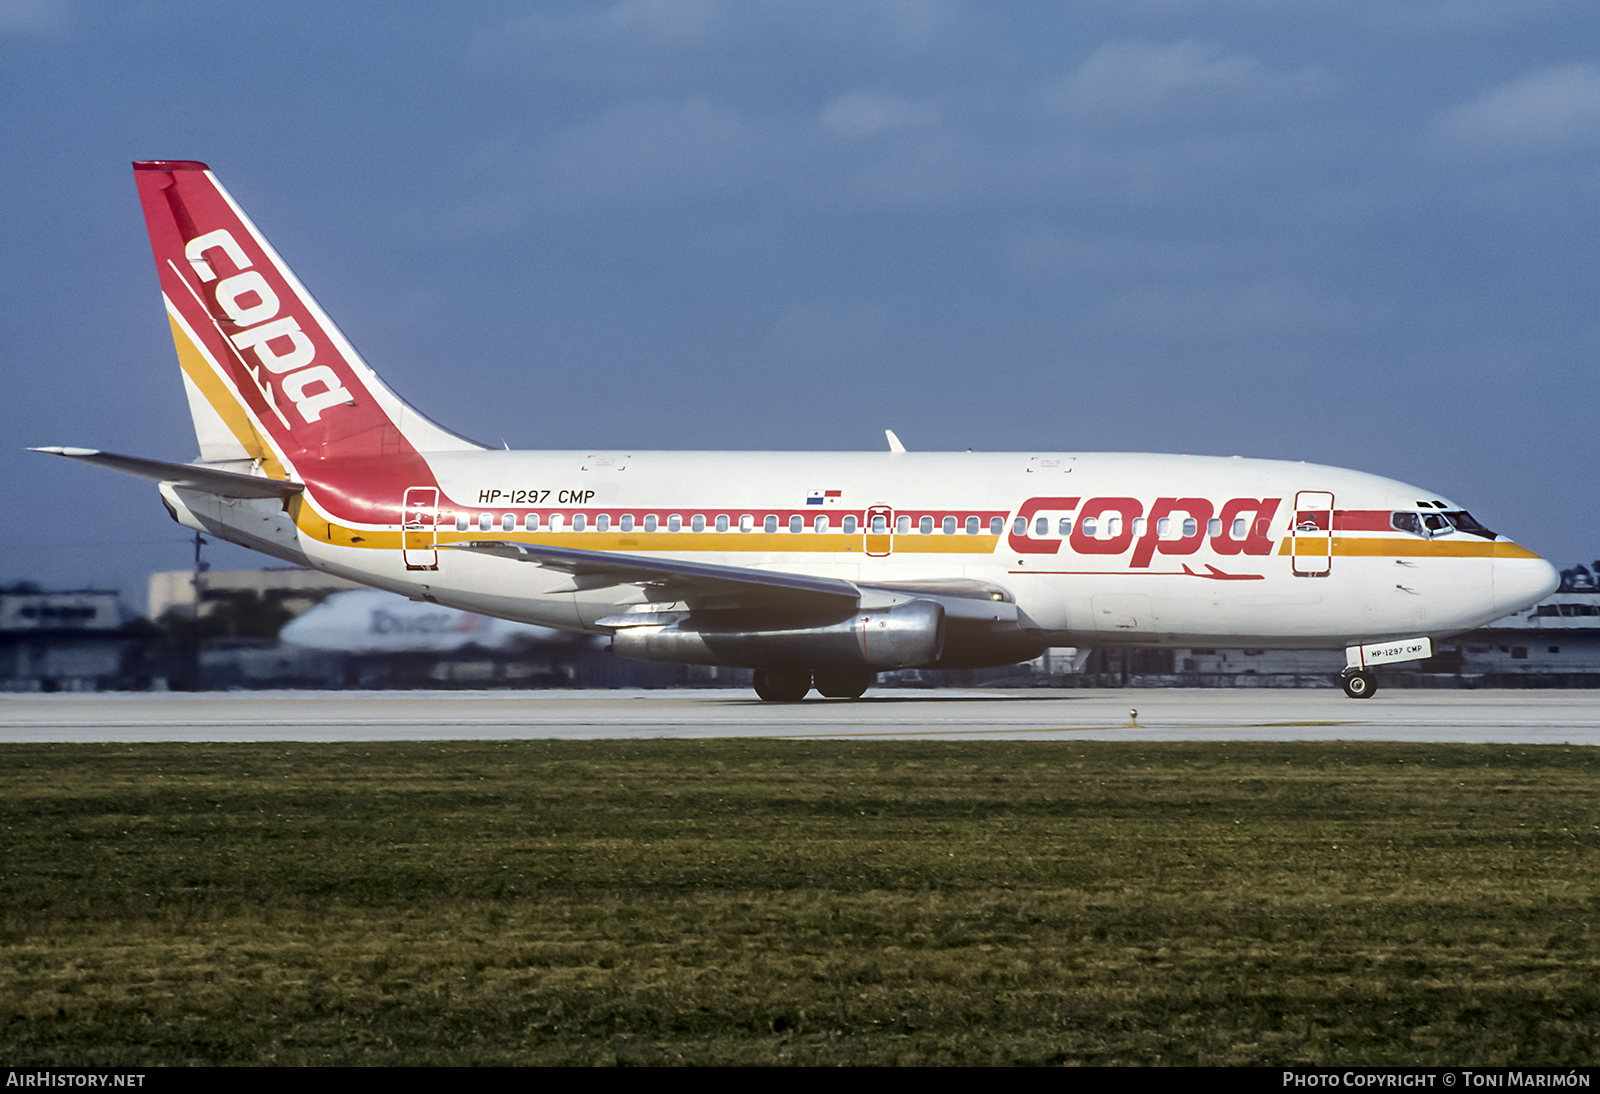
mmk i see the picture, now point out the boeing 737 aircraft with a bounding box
[35,161,1560,700]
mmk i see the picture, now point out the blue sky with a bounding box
[4,0,1598,609]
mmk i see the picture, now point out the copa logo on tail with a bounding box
[183,227,353,425]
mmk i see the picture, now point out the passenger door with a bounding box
[402,487,439,571]
[1291,491,1333,577]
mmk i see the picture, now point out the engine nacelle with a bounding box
[610,599,946,670]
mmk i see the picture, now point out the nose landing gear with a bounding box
[1340,669,1377,699]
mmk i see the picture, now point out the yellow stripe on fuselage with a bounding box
[1275,537,1542,559]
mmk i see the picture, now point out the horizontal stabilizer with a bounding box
[31,447,303,499]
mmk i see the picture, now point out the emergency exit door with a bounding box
[864,505,894,557]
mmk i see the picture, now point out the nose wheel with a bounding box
[1340,670,1377,699]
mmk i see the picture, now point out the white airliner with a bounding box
[36,161,1559,700]
[281,589,583,654]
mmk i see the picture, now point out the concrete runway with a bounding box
[2,688,1597,744]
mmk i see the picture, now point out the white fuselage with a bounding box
[203,448,1558,653]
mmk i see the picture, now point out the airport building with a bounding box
[148,567,365,621]
[0,587,133,692]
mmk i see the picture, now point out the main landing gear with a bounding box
[1340,670,1378,699]
[751,668,874,702]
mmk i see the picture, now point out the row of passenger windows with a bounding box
[1012,515,1246,539]
[452,513,1008,535]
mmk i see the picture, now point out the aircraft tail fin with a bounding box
[132,161,483,472]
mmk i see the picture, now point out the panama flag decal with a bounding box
[806,490,843,506]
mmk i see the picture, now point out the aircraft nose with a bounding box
[1493,543,1560,617]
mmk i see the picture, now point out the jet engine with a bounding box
[609,598,946,670]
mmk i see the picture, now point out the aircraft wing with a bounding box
[448,541,1020,622]
[449,541,861,611]
[31,447,303,500]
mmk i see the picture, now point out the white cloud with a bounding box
[1430,64,1600,159]
[1086,0,1556,34]
[819,90,941,136]
[468,0,962,83]
[1043,39,1332,130]
[0,0,68,38]
[441,95,814,225]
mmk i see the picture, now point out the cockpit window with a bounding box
[1421,512,1452,536]
[1391,512,1426,537]
[1444,511,1496,539]
[1392,510,1497,539]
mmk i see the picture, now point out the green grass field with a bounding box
[1,739,1597,1065]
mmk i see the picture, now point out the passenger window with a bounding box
[456,514,468,532]
[790,515,802,533]
[1058,517,1072,536]
[1207,517,1221,536]
[524,513,540,532]
[739,514,753,532]
[921,516,934,535]
[619,514,633,532]
[1132,518,1145,536]
[572,513,587,532]
[1035,516,1048,536]
[667,514,682,532]
[1232,517,1247,538]
[989,517,1003,535]
[501,513,515,532]
[943,516,956,535]
[478,513,492,532]
[1081,517,1098,537]
[715,514,729,533]
[1182,517,1197,537]
[872,515,887,534]
[643,514,658,533]
[965,516,979,535]
[1013,517,1027,536]
[596,514,610,532]
[764,515,778,534]
[691,514,706,533]
[815,515,829,533]
[843,515,858,534]
[1108,517,1122,537]
[1157,517,1171,537]
[549,513,564,532]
